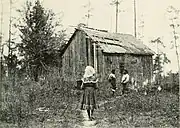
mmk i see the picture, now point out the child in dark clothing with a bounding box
[108,69,116,96]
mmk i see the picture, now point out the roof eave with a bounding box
[102,51,154,56]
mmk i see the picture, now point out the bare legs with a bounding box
[87,110,91,119]
[87,109,95,120]
[111,88,116,97]
[112,90,115,96]
[122,83,127,94]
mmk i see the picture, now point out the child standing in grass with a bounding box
[80,66,98,121]
[108,69,117,97]
[121,69,129,95]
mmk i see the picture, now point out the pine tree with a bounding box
[151,37,170,85]
[17,0,65,81]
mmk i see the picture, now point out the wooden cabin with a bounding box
[61,26,154,88]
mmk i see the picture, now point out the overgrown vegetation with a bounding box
[95,91,179,128]
[0,0,75,127]
[167,6,180,89]
[0,1,179,128]
[16,0,65,81]
[0,70,83,128]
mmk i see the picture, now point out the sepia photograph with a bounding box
[0,0,179,127]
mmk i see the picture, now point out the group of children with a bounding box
[108,69,130,96]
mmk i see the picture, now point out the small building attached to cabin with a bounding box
[61,26,154,88]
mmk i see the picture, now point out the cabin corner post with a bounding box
[87,38,91,66]
[93,42,97,72]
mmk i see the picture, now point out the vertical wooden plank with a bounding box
[79,31,83,78]
[74,32,78,80]
[80,31,86,77]
[106,55,111,76]
[115,55,120,83]
[139,56,143,87]
[98,49,103,81]
[149,56,153,85]
[62,55,65,80]
[96,45,99,74]
[111,55,114,69]
[85,38,88,65]
[146,56,150,84]
[72,36,75,79]
[91,41,94,67]
[142,56,145,81]
[65,47,69,81]
[83,36,87,67]
[88,39,91,66]
[93,42,97,72]
[70,41,74,81]
[113,55,118,70]
[64,48,67,80]
[110,55,112,73]
[84,34,87,67]
[68,42,71,80]
[102,53,105,81]
[77,31,81,80]
[116,55,119,83]
[119,55,123,82]
[104,55,107,80]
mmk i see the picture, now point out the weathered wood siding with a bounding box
[62,31,95,82]
[97,53,125,83]
[124,54,153,87]
[62,30,87,81]
[62,31,153,87]
[96,53,153,86]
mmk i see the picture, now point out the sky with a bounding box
[0,0,180,73]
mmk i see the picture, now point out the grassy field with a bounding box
[0,79,179,128]
[95,91,179,128]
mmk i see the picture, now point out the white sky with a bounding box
[0,0,180,73]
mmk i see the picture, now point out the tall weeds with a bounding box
[0,68,81,127]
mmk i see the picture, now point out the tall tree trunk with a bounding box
[134,0,137,38]
[172,24,180,89]
[171,21,180,113]
[115,0,119,33]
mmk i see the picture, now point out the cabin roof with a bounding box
[82,27,154,55]
[65,26,155,55]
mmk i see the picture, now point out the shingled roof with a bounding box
[64,26,154,55]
